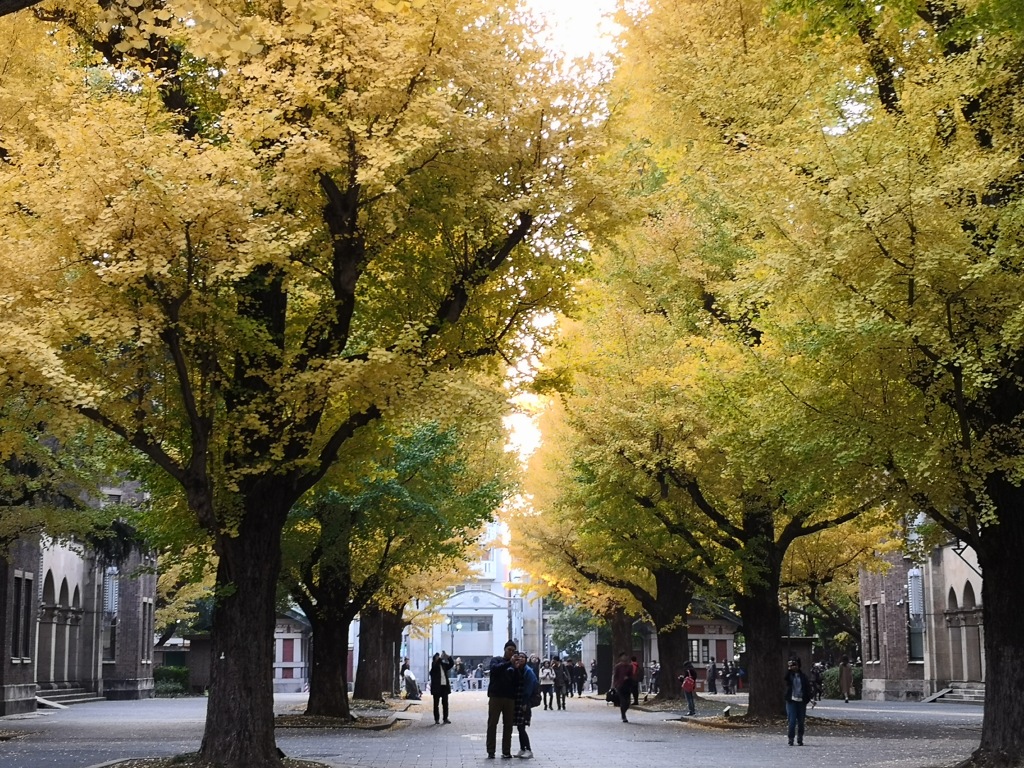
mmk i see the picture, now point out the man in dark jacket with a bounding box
[429,651,455,724]
[486,641,518,759]
[784,658,814,746]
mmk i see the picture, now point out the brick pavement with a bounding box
[0,689,982,768]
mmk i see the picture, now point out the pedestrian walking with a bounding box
[706,658,718,694]
[784,658,813,746]
[453,657,467,692]
[486,641,518,759]
[631,656,642,704]
[429,651,454,724]
[680,664,697,716]
[512,652,538,759]
[839,655,854,702]
[552,658,570,710]
[539,660,555,710]
[575,659,588,697]
[564,659,576,697]
[810,663,823,707]
[612,652,634,723]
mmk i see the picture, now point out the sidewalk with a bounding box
[0,689,982,768]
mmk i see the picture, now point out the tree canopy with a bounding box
[0,1,601,764]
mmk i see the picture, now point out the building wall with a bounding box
[0,531,156,711]
[858,553,925,701]
[102,549,158,700]
[273,614,311,693]
[0,537,41,715]
[858,543,983,701]
[922,544,983,695]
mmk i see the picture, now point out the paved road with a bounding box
[0,690,982,768]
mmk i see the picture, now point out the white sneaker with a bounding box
[518,750,533,759]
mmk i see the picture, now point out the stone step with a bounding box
[36,687,106,707]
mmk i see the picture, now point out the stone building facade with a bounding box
[1,486,157,714]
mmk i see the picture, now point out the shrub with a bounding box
[154,680,186,696]
[153,665,189,696]
[822,665,862,700]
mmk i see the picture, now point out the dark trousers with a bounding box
[487,696,515,756]
[786,699,807,744]
[684,691,695,714]
[541,685,553,709]
[618,685,631,720]
[432,689,449,723]
[517,724,531,752]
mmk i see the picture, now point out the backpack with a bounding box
[682,675,696,693]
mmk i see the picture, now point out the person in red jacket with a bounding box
[612,653,634,723]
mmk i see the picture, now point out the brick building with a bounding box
[1,486,157,714]
[859,552,926,700]
[859,544,983,702]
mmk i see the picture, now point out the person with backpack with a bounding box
[680,664,698,716]
[631,656,644,704]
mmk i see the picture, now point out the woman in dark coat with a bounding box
[429,651,455,724]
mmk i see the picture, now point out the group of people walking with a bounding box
[536,657,588,710]
[420,638,859,757]
[704,658,744,694]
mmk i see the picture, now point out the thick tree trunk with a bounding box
[972,478,1024,766]
[381,607,407,696]
[305,612,353,719]
[609,605,633,660]
[648,569,694,701]
[353,605,388,701]
[735,587,786,719]
[198,510,285,768]
[653,621,690,701]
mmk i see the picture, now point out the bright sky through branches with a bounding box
[524,0,621,58]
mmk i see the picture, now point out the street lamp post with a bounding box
[446,616,462,656]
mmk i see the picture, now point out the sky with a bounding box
[523,0,622,59]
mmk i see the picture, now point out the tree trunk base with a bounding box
[956,749,1024,768]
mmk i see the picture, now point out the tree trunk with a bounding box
[647,569,694,701]
[305,610,354,719]
[381,606,407,697]
[198,509,285,767]
[654,621,690,701]
[972,477,1024,766]
[609,605,634,659]
[735,587,786,719]
[353,605,388,701]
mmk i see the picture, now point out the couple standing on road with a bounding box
[486,640,538,760]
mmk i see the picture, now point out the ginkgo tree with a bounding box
[0,1,600,765]
[281,412,511,720]
[614,0,1024,761]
